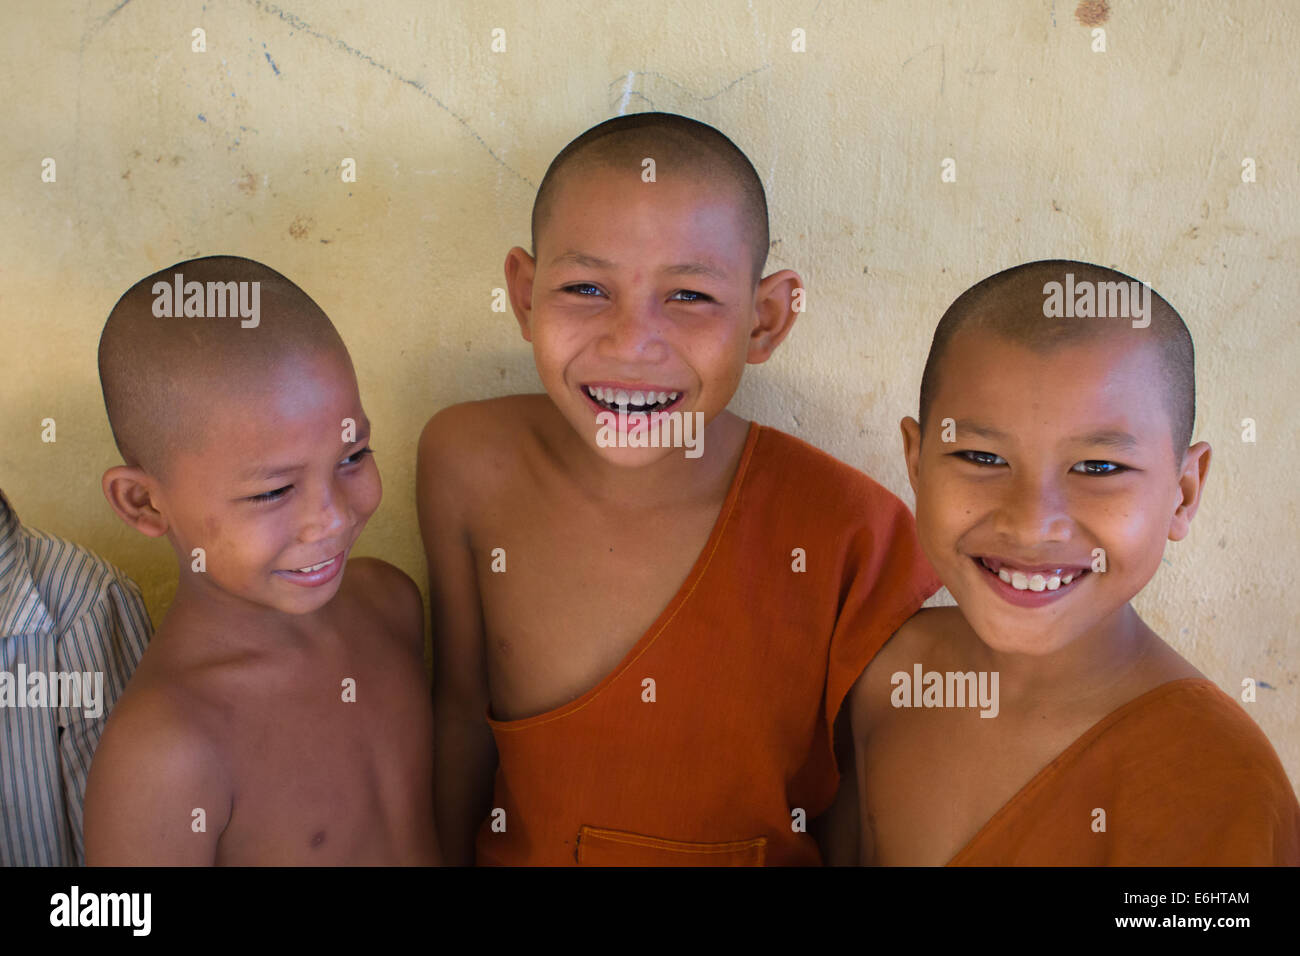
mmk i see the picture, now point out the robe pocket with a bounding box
[576,825,766,866]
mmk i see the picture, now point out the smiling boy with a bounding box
[84,256,438,865]
[851,259,1299,865]
[418,113,939,865]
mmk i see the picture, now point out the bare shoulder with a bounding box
[1134,629,1205,685]
[418,397,549,485]
[867,606,962,683]
[850,607,969,736]
[86,672,230,861]
[95,674,223,777]
[342,557,424,655]
[417,396,555,549]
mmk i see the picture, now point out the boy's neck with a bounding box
[163,567,322,652]
[971,602,1164,710]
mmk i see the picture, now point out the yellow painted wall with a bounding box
[2,1,1296,789]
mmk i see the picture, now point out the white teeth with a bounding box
[588,386,677,409]
[992,559,1078,593]
[297,557,333,573]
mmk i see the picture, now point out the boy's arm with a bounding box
[83,700,227,865]
[811,705,861,865]
[349,556,445,865]
[417,409,497,866]
[845,617,919,867]
[849,666,876,866]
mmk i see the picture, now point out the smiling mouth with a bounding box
[974,555,1091,593]
[582,384,682,414]
[277,551,344,576]
[294,557,337,573]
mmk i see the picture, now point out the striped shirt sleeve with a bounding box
[54,571,153,865]
[1,525,152,866]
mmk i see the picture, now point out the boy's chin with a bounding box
[585,440,693,469]
[267,571,349,612]
[191,574,342,615]
[968,617,1082,657]
[959,596,1113,658]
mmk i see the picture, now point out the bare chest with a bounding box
[863,706,1088,866]
[475,500,721,722]
[211,638,435,864]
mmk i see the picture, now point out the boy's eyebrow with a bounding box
[952,420,1012,441]
[238,423,371,482]
[550,251,729,281]
[550,251,613,270]
[240,462,303,481]
[1070,429,1140,450]
[951,420,1140,451]
[662,261,730,281]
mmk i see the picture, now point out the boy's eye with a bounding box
[955,450,1007,467]
[249,485,290,504]
[1071,459,1126,476]
[342,446,374,466]
[562,283,603,297]
[670,289,714,303]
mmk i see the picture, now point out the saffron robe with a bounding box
[949,678,1300,865]
[477,422,941,865]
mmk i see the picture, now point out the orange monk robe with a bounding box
[949,678,1300,865]
[476,422,941,866]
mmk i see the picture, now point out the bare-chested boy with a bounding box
[852,259,1299,865]
[84,256,438,865]
[419,113,939,866]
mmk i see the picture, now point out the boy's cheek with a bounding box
[917,479,974,543]
[531,313,585,348]
[357,474,383,521]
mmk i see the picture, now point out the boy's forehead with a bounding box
[935,328,1172,439]
[547,164,745,219]
[540,167,750,262]
[179,351,363,460]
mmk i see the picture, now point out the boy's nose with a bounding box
[602,297,669,362]
[299,480,348,542]
[992,475,1073,545]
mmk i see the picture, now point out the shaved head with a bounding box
[919,260,1195,456]
[98,255,348,477]
[530,112,770,280]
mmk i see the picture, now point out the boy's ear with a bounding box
[900,417,923,497]
[746,269,803,364]
[503,246,537,342]
[1168,441,1211,542]
[102,466,170,538]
